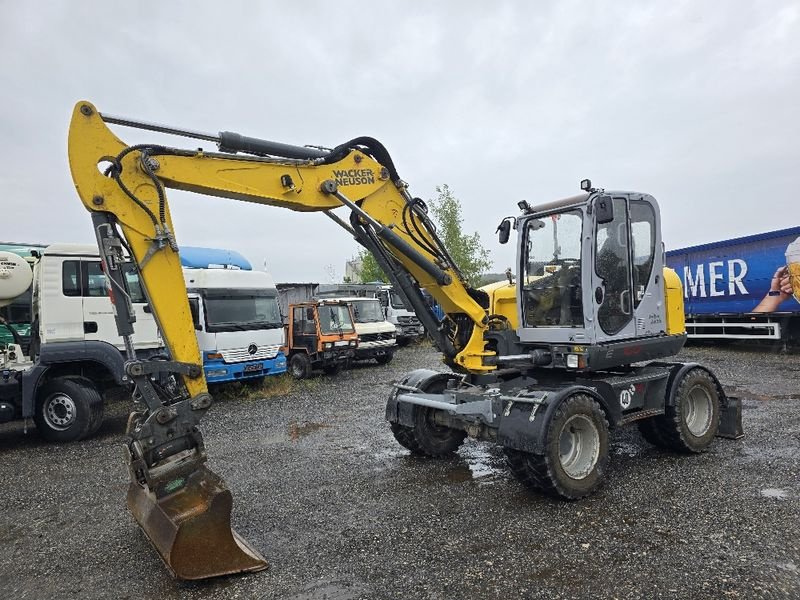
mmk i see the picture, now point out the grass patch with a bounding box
[211,373,322,401]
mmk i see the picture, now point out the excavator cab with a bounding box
[510,187,686,370]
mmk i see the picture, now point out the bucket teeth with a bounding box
[127,464,267,580]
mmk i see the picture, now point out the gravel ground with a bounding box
[1,343,799,599]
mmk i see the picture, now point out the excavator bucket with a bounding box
[127,464,268,580]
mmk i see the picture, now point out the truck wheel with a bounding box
[289,353,312,379]
[322,363,343,376]
[504,394,609,500]
[375,351,394,365]
[651,368,720,453]
[65,376,105,435]
[34,377,102,443]
[396,338,410,347]
[390,377,465,457]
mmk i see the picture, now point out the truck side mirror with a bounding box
[378,293,388,307]
[595,195,614,224]
[496,218,512,244]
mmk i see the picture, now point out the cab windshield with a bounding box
[319,304,355,334]
[390,291,406,309]
[350,299,384,323]
[522,210,584,327]
[203,290,283,332]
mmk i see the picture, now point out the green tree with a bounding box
[351,184,492,287]
[356,248,388,283]
[428,184,492,287]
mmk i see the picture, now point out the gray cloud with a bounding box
[2,1,797,280]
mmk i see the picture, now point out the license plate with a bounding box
[244,363,262,373]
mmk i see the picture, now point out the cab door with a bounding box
[292,305,318,354]
[591,195,638,342]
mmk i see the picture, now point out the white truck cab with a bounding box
[375,285,424,345]
[181,247,286,384]
[0,244,162,443]
[331,296,396,364]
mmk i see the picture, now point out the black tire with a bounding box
[649,368,720,453]
[289,353,312,379]
[34,377,103,443]
[375,351,394,365]
[396,337,410,348]
[504,394,609,500]
[322,362,343,376]
[390,377,466,457]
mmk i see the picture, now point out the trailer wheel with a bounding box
[390,377,466,457]
[375,351,394,365]
[651,368,720,453]
[505,394,609,500]
[289,353,312,379]
[34,377,102,443]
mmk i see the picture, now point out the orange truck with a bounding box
[285,300,358,378]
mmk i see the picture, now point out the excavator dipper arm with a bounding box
[67,101,494,580]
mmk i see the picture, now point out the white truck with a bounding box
[181,247,286,385]
[374,284,425,345]
[0,244,162,442]
[332,296,397,364]
[318,283,423,345]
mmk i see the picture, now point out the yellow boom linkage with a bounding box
[67,101,494,580]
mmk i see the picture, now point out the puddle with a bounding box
[446,445,505,484]
[760,488,789,500]
[288,422,330,441]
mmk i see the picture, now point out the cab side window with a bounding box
[630,200,656,307]
[62,261,81,297]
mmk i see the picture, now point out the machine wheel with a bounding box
[504,394,609,500]
[375,351,394,365]
[390,377,466,457]
[34,377,103,442]
[650,368,720,453]
[322,363,343,376]
[289,353,312,379]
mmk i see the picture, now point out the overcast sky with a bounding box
[2,1,798,282]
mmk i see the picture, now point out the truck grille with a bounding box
[397,315,420,326]
[360,332,396,343]
[220,344,282,363]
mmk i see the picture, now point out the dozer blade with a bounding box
[127,464,268,580]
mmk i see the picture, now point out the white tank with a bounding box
[0,251,33,307]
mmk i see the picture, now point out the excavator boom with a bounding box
[67,101,494,580]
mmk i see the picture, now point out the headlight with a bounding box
[207,368,228,377]
[324,342,333,349]
[566,354,579,369]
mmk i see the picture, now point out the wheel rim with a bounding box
[558,415,600,480]
[43,393,77,431]
[685,385,713,437]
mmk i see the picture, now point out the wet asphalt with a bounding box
[1,343,798,599]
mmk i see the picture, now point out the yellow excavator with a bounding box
[67,101,742,581]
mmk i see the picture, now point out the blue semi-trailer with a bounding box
[666,227,800,343]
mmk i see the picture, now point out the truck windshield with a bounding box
[522,209,584,328]
[390,291,406,309]
[350,299,384,323]
[203,290,283,332]
[319,304,355,334]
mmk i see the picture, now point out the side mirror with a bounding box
[496,218,512,244]
[595,195,614,224]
